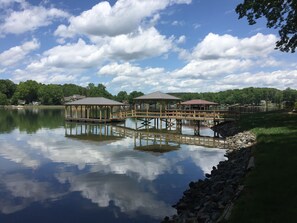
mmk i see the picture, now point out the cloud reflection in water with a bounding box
[0,126,226,221]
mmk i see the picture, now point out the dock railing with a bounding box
[113,109,234,121]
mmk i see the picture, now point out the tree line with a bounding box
[0,79,296,106]
[170,87,297,106]
[0,79,143,105]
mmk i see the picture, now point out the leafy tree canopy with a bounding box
[236,0,297,53]
[0,93,8,105]
[116,91,129,102]
[128,91,144,104]
[86,83,113,99]
[1,79,296,106]
[38,84,64,105]
[62,83,86,97]
[14,80,40,104]
[0,79,16,98]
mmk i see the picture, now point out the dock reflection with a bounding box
[65,122,226,152]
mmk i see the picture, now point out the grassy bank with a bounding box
[228,111,297,223]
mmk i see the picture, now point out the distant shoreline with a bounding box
[3,105,65,109]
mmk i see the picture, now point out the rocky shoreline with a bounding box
[162,121,256,223]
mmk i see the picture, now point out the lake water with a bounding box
[0,108,226,223]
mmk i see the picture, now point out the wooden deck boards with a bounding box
[114,110,231,122]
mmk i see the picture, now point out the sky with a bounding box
[0,0,296,95]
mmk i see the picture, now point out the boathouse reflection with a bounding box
[65,122,226,152]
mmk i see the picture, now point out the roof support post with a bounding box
[87,106,90,119]
[75,106,78,118]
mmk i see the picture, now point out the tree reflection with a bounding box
[0,108,64,133]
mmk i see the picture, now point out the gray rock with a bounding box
[162,122,256,223]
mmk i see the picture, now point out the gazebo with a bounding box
[134,91,181,112]
[180,99,218,110]
[65,97,124,123]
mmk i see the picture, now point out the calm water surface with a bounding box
[0,108,226,223]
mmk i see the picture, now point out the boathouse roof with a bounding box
[65,97,124,106]
[134,91,181,101]
[181,99,218,105]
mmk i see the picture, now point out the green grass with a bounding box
[228,111,297,223]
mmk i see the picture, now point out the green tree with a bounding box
[236,0,297,52]
[15,80,40,104]
[62,84,86,96]
[38,84,64,105]
[128,91,144,104]
[283,87,297,102]
[0,79,16,99]
[86,83,113,98]
[116,91,128,102]
[0,93,8,105]
[11,91,20,105]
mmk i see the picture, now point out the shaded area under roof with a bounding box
[134,91,181,101]
[181,99,218,105]
[66,97,124,106]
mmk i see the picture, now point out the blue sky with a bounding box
[0,0,296,94]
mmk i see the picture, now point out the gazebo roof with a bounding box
[134,91,181,101]
[66,97,124,106]
[181,99,218,105]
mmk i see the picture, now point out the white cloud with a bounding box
[0,39,39,66]
[105,27,172,60]
[0,3,69,35]
[43,41,99,68]
[99,62,165,82]
[192,33,277,60]
[54,0,191,38]
[98,62,167,92]
[176,35,186,44]
[172,58,253,78]
[193,23,201,29]
[29,39,105,69]
[14,26,171,85]
[12,67,84,84]
[171,20,184,26]
[173,33,278,80]
[96,32,297,93]
[6,31,296,94]
[99,62,143,77]
[222,70,297,89]
[0,0,27,8]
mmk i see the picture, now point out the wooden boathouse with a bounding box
[134,91,181,111]
[64,92,235,136]
[180,99,219,110]
[65,97,124,123]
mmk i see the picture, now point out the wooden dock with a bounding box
[65,109,235,129]
[113,110,233,121]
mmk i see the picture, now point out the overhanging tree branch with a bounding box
[236,0,297,53]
